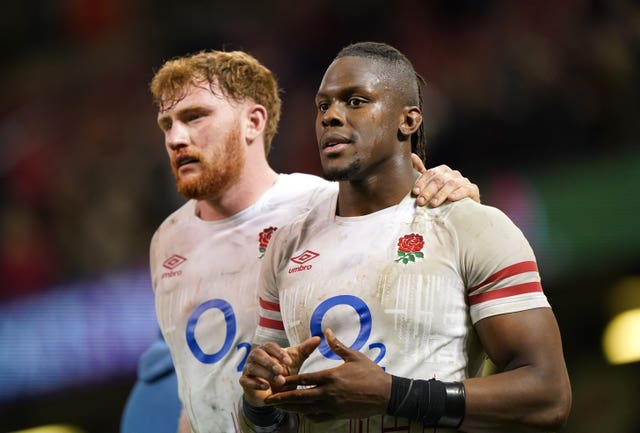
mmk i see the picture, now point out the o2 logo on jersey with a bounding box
[186,299,250,371]
[309,295,386,369]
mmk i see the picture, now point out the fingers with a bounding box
[412,164,480,206]
[466,183,481,203]
[239,359,273,407]
[267,380,322,400]
[241,336,322,396]
[424,175,460,207]
[324,328,359,362]
[269,331,344,392]
[242,343,291,388]
[410,153,427,174]
[412,165,450,206]
[281,370,327,389]
[449,185,481,203]
[239,374,271,394]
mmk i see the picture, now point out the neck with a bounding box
[336,164,418,217]
[195,156,278,221]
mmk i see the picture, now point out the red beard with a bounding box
[172,124,245,200]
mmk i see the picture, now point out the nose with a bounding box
[320,103,345,128]
[166,122,189,151]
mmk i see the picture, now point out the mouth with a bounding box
[175,154,200,169]
[321,134,352,152]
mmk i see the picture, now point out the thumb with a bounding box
[325,328,361,362]
[298,335,322,358]
[411,153,427,174]
[288,335,321,368]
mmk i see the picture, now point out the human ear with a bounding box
[399,106,422,136]
[245,104,267,142]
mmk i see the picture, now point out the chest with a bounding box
[276,217,468,347]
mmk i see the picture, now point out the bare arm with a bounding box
[461,308,572,432]
[265,310,571,432]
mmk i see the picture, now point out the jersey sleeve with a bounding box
[253,227,291,348]
[450,200,551,324]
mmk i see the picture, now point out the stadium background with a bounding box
[1,0,639,432]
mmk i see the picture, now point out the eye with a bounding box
[186,112,202,122]
[348,97,366,107]
[317,101,329,112]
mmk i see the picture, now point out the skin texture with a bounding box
[240,54,571,432]
[315,56,421,216]
[160,87,245,201]
[157,82,279,221]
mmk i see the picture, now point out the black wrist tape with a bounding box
[242,395,287,430]
[387,376,466,428]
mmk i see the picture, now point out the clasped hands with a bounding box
[239,329,392,422]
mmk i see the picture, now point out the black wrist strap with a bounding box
[387,376,466,428]
[241,395,287,432]
[440,381,466,428]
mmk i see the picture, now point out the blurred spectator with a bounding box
[0,204,58,298]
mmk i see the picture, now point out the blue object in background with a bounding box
[121,332,181,433]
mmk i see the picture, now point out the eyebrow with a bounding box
[157,105,210,127]
[157,114,170,129]
[316,85,372,100]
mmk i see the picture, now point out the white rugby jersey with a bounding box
[256,194,550,433]
[151,173,335,433]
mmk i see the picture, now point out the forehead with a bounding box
[157,82,232,117]
[317,56,394,96]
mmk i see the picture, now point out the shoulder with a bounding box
[438,197,507,219]
[424,198,534,261]
[435,198,520,235]
[159,199,195,227]
[265,173,337,211]
[282,189,336,231]
[264,191,337,255]
[151,200,195,245]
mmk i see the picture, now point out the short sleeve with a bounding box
[449,201,551,324]
[253,226,291,348]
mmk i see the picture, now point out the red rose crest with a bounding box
[395,233,425,264]
[258,226,278,258]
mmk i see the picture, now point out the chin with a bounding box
[322,161,361,182]
[175,177,206,199]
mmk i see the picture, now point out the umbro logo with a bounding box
[288,250,319,273]
[162,254,187,279]
[291,250,319,264]
[163,254,187,269]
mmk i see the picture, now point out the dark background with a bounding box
[1,0,639,432]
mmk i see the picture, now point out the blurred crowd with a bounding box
[1,0,638,300]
